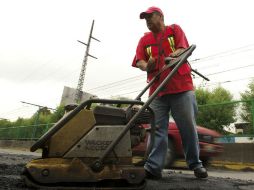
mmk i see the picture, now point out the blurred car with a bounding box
[132,122,224,168]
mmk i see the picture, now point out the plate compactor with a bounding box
[22,45,196,189]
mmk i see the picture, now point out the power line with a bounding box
[86,47,254,93]
[8,43,253,95]
[88,63,254,95]
[104,76,254,98]
[206,64,254,76]
[104,89,145,99]
[0,105,38,121]
[101,74,254,99]
[87,74,146,92]
[199,76,254,87]
[87,63,254,96]
[0,105,28,116]
[190,44,254,63]
[5,44,253,116]
[18,57,56,83]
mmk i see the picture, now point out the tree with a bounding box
[0,119,12,139]
[195,86,236,134]
[240,79,254,134]
[48,105,65,123]
[0,119,11,128]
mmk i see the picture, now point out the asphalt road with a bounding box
[0,148,253,190]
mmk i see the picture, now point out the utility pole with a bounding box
[21,101,55,139]
[75,20,100,103]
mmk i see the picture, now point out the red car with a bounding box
[133,122,223,168]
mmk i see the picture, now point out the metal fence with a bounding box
[0,123,54,140]
[0,99,254,140]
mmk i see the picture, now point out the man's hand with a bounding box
[170,48,185,57]
[147,57,156,72]
[137,57,156,72]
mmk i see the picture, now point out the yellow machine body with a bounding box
[22,105,147,189]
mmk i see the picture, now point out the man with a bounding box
[132,6,208,179]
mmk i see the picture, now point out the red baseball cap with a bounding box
[140,6,164,19]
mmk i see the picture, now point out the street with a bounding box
[0,148,253,190]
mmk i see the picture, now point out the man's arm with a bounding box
[137,47,185,71]
[170,48,185,57]
[136,57,156,72]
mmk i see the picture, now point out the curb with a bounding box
[210,160,254,171]
[174,160,254,171]
[133,157,254,171]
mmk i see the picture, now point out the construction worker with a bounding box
[132,6,208,179]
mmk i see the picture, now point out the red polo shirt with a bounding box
[132,24,194,96]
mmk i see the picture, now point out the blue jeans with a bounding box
[144,90,203,176]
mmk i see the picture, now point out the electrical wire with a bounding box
[87,74,146,91]
[4,44,254,121]
[199,76,254,87]
[190,44,254,64]
[84,47,254,94]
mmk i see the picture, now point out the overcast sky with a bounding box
[1,0,254,121]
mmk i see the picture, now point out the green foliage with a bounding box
[0,119,12,128]
[240,79,254,133]
[195,86,236,134]
[0,117,34,139]
[48,105,65,123]
[195,88,210,105]
[0,105,65,139]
